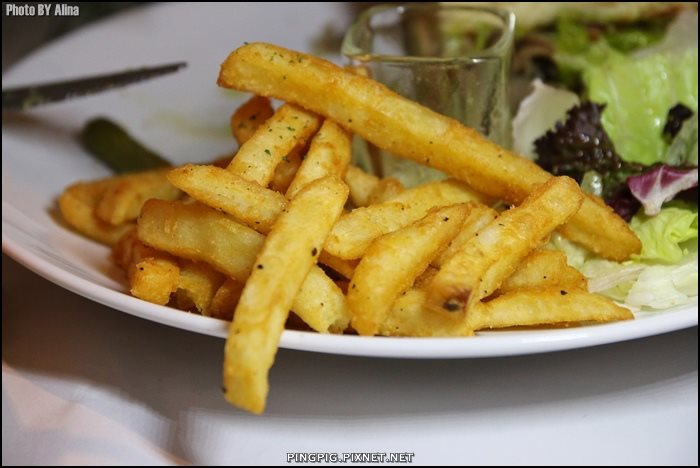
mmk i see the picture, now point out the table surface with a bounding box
[2,255,697,465]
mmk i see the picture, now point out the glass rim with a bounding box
[342,2,516,63]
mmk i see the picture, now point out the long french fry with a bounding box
[349,204,470,336]
[467,288,633,330]
[227,103,320,187]
[286,119,351,198]
[427,177,583,313]
[326,179,486,259]
[223,176,348,413]
[168,164,287,234]
[218,42,640,261]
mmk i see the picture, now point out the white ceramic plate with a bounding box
[3,3,697,358]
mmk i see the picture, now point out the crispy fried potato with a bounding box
[349,204,470,336]
[168,164,287,234]
[366,177,404,205]
[131,257,180,305]
[269,148,303,193]
[218,42,640,260]
[208,278,245,321]
[467,288,633,330]
[344,164,380,208]
[113,228,180,305]
[224,176,348,413]
[432,203,498,267]
[174,260,226,314]
[294,266,351,333]
[227,103,321,187]
[498,250,588,295]
[318,251,357,279]
[379,289,473,337]
[326,179,486,259]
[286,120,351,198]
[95,168,181,226]
[231,95,275,144]
[138,199,263,281]
[58,177,134,245]
[138,198,348,334]
[427,177,584,313]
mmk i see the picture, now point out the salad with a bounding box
[510,7,698,310]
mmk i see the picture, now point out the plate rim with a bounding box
[4,221,697,359]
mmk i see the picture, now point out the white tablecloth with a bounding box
[2,255,697,465]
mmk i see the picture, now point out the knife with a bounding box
[2,62,187,110]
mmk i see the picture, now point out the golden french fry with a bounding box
[467,288,633,330]
[427,177,584,313]
[231,95,275,144]
[326,179,486,259]
[130,257,180,305]
[208,278,245,321]
[318,251,357,279]
[269,149,302,193]
[224,176,348,413]
[498,249,588,295]
[349,204,470,336]
[174,260,226,314]
[113,228,180,305]
[286,119,351,198]
[138,199,262,281]
[167,164,287,234]
[380,289,473,337]
[58,177,134,245]
[367,177,404,205]
[344,164,380,208]
[138,199,348,334]
[293,266,351,333]
[218,42,640,261]
[95,168,181,226]
[432,204,498,268]
[227,103,321,187]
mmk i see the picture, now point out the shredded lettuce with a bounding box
[550,205,698,309]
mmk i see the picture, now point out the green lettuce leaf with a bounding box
[583,48,698,165]
[630,204,698,264]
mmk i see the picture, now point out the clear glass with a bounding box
[342,3,515,186]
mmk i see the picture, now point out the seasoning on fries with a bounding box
[57,42,642,415]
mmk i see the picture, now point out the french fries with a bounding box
[498,250,587,295]
[137,199,349,334]
[467,288,634,330]
[58,43,644,416]
[223,176,348,413]
[218,42,640,261]
[58,177,135,245]
[286,119,351,198]
[349,204,471,335]
[95,168,181,225]
[226,103,321,187]
[427,177,583,313]
[168,164,287,234]
[230,95,274,144]
[326,179,486,259]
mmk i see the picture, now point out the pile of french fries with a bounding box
[59,43,640,414]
